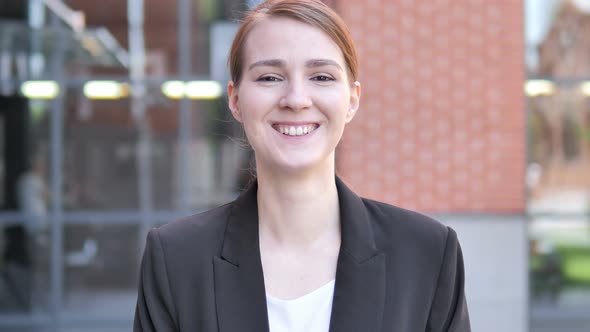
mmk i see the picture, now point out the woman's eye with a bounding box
[257,76,281,82]
[312,75,334,82]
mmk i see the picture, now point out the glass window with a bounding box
[63,94,139,211]
[63,224,139,318]
[0,96,51,316]
[0,228,52,314]
[187,99,249,209]
[526,0,590,329]
[0,0,258,329]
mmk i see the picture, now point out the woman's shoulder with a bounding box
[151,201,234,253]
[360,197,453,251]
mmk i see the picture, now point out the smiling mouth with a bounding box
[272,124,319,136]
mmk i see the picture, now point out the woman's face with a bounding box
[228,17,361,174]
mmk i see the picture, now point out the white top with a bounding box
[266,280,335,332]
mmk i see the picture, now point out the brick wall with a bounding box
[336,0,526,213]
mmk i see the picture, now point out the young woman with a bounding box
[134,1,470,331]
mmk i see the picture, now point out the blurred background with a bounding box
[0,0,588,331]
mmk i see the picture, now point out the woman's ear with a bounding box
[227,81,242,123]
[346,81,361,123]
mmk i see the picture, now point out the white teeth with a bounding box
[276,124,317,136]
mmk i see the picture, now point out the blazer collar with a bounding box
[214,176,385,332]
[220,176,379,264]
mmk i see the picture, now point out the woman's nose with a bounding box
[279,80,312,111]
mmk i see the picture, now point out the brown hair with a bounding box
[228,0,358,87]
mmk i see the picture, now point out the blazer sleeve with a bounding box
[427,227,471,332]
[134,228,178,332]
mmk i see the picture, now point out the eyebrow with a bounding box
[247,58,343,71]
[248,59,286,71]
[305,59,343,71]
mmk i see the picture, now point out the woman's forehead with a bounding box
[243,17,346,67]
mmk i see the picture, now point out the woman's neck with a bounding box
[256,161,340,250]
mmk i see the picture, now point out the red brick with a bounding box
[336,0,525,213]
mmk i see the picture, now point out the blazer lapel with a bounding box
[214,182,269,332]
[329,177,386,332]
[213,178,386,332]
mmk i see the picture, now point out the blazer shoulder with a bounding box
[153,201,234,255]
[361,197,451,252]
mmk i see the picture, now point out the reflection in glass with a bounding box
[187,99,250,209]
[63,225,139,317]
[63,96,139,210]
[526,0,590,214]
[527,85,590,214]
[526,0,590,329]
[0,226,51,314]
[0,95,51,314]
[530,217,590,307]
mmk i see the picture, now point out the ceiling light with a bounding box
[161,81,185,99]
[525,80,555,97]
[20,81,60,99]
[185,81,223,99]
[83,81,128,99]
[161,80,223,100]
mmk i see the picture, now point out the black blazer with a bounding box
[134,177,470,332]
